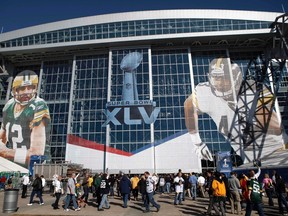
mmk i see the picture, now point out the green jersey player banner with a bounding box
[0,70,51,170]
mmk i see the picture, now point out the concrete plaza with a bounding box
[0,190,283,216]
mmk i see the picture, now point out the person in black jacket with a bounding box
[98,173,110,211]
[138,175,147,203]
[27,174,44,205]
[275,174,288,215]
[119,174,132,208]
[203,170,214,215]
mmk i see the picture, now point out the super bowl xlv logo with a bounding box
[102,52,160,126]
[102,100,160,126]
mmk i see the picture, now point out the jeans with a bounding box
[190,184,197,199]
[109,186,114,197]
[80,186,89,202]
[174,192,182,205]
[98,194,109,209]
[212,196,226,216]
[165,182,171,193]
[265,188,274,206]
[159,186,165,193]
[245,201,264,216]
[122,193,129,207]
[145,192,160,211]
[53,192,61,208]
[29,190,43,204]
[277,192,288,214]
[64,194,78,210]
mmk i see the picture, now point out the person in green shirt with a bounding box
[245,170,264,216]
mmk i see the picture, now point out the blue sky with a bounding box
[1,0,287,33]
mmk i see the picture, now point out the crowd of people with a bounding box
[16,168,288,215]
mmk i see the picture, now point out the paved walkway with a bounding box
[0,190,283,216]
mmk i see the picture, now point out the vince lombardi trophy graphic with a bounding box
[120,52,143,101]
[103,51,160,126]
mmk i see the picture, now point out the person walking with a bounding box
[245,170,264,216]
[108,174,115,198]
[165,174,172,194]
[52,175,63,210]
[198,174,206,198]
[40,175,46,196]
[63,173,80,212]
[143,171,160,213]
[138,175,147,202]
[93,173,102,206]
[262,173,274,206]
[228,172,241,215]
[174,174,184,205]
[203,171,214,216]
[189,172,198,200]
[98,173,110,211]
[212,172,226,216]
[21,174,30,198]
[275,174,288,215]
[120,174,132,208]
[80,173,90,204]
[27,174,44,206]
[131,174,140,200]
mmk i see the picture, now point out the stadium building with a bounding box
[0,10,287,173]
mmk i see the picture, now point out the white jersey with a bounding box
[174,176,184,193]
[146,176,155,193]
[197,176,205,185]
[195,82,284,163]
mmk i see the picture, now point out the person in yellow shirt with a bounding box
[131,174,140,201]
[212,172,227,216]
[87,175,93,193]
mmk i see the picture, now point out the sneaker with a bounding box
[75,208,81,211]
[143,209,150,213]
[98,208,104,211]
[39,203,44,205]
[27,203,32,206]
[63,209,69,212]
[156,206,160,212]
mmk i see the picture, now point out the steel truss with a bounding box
[230,13,288,165]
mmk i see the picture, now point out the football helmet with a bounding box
[12,70,38,105]
[208,58,242,100]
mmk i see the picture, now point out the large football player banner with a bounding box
[0,70,51,167]
[184,57,285,163]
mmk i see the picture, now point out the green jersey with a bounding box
[247,178,262,203]
[2,97,51,161]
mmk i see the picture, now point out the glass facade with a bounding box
[41,60,72,161]
[0,18,271,48]
[72,54,109,144]
[152,49,191,141]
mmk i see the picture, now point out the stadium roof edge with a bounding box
[0,9,282,42]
